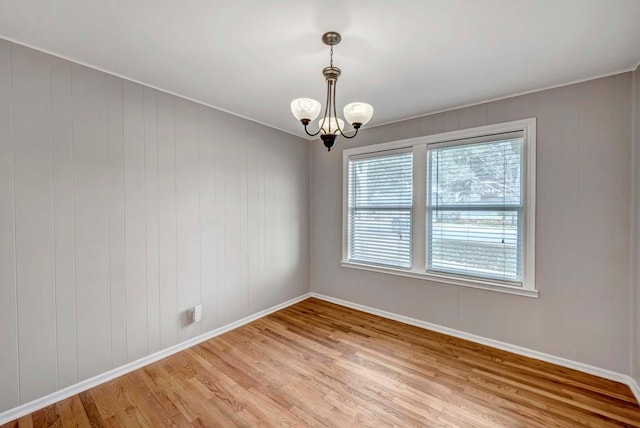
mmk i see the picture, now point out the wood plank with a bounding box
[77,392,106,428]
[56,396,90,427]
[174,97,201,341]
[198,107,218,333]
[4,298,640,427]
[106,75,127,369]
[156,91,178,350]
[15,417,32,428]
[12,42,57,403]
[72,63,111,381]
[143,87,160,355]
[0,38,20,412]
[51,55,77,389]
[30,403,61,428]
[122,80,147,362]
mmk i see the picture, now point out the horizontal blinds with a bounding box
[427,138,523,282]
[349,152,413,268]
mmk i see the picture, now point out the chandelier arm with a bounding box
[320,79,333,134]
[303,122,322,137]
[339,127,359,139]
[330,79,361,139]
[331,79,342,133]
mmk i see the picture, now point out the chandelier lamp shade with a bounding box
[290,32,374,151]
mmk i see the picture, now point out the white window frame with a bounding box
[341,118,537,298]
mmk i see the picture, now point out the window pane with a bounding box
[429,139,522,207]
[428,137,524,283]
[350,209,412,268]
[349,152,413,268]
[428,209,521,281]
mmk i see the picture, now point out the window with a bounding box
[427,135,523,283]
[347,150,413,268]
[342,119,536,297]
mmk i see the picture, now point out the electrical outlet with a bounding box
[189,305,202,324]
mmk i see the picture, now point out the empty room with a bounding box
[1,1,640,426]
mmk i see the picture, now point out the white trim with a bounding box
[523,119,537,291]
[343,118,537,156]
[0,293,312,425]
[347,146,413,161]
[340,261,538,298]
[342,119,537,295]
[412,144,427,273]
[310,293,640,405]
[341,152,349,263]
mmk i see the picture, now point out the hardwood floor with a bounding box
[3,297,640,427]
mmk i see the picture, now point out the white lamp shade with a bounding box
[319,117,345,135]
[291,98,321,122]
[343,102,374,126]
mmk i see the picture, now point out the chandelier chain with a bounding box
[330,44,333,67]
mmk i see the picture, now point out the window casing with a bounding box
[342,119,537,297]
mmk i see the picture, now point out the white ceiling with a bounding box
[1,0,639,139]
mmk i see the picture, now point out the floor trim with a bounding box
[0,293,312,425]
[310,292,640,405]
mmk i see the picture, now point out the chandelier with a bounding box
[290,32,374,151]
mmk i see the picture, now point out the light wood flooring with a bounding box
[3,297,640,427]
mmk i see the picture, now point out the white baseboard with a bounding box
[309,292,640,405]
[0,292,312,425]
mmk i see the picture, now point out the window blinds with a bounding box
[427,138,523,283]
[348,151,413,268]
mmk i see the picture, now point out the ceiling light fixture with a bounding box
[290,32,374,151]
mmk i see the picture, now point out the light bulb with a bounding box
[319,117,345,135]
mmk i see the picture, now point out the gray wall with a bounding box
[311,73,633,374]
[0,40,310,411]
[634,65,640,383]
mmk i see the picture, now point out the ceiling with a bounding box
[1,0,639,139]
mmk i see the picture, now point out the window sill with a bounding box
[340,261,539,298]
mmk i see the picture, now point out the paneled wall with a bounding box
[311,73,633,375]
[0,40,310,411]
[633,65,640,383]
